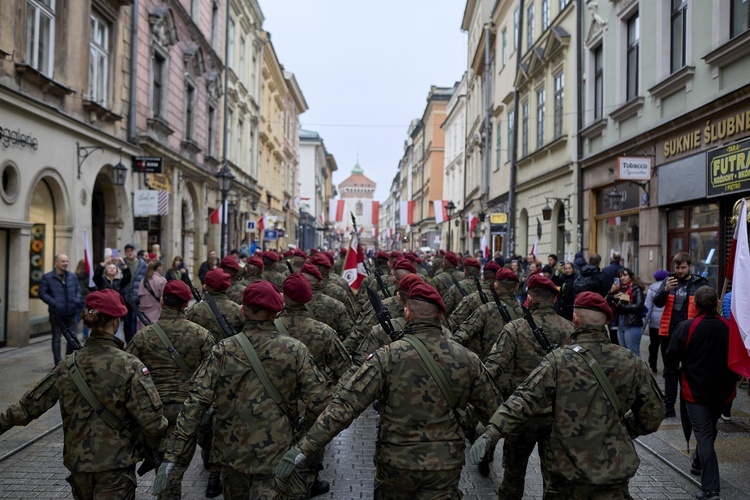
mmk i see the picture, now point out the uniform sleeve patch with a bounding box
[366,353,375,361]
[141,366,150,376]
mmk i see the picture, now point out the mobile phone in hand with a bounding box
[613,277,620,287]
[112,249,119,258]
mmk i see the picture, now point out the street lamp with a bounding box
[216,164,235,256]
[446,200,456,251]
[112,161,128,186]
[607,183,623,212]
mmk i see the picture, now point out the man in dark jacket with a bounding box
[601,251,624,290]
[121,243,148,343]
[574,254,608,297]
[654,252,709,417]
[666,286,738,500]
[38,254,83,365]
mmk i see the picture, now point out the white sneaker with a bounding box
[720,414,731,421]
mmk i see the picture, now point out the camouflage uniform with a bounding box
[186,292,245,342]
[126,308,215,499]
[297,318,502,499]
[483,325,665,498]
[0,331,167,499]
[274,261,290,277]
[483,301,574,499]
[262,268,285,289]
[357,264,394,307]
[452,292,524,360]
[442,276,476,318]
[320,270,360,316]
[446,279,495,332]
[431,267,465,299]
[343,294,403,355]
[332,259,344,276]
[431,256,444,276]
[228,275,257,305]
[308,290,356,340]
[163,321,331,499]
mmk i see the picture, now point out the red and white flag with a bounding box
[83,230,95,288]
[257,212,269,232]
[468,212,479,233]
[481,233,491,260]
[328,200,346,223]
[372,201,380,226]
[209,200,226,225]
[728,199,750,377]
[400,200,415,227]
[342,232,367,292]
[433,200,449,224]
[529,237,538,259]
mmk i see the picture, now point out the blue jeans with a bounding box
[50,314,77,366]
[617,318,642,357]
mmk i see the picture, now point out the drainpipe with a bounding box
[483,22,492,213]
[508,0,524,257]
[127,0,139,144]
[575,0,584,253]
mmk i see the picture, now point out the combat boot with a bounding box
[311,479,330,497]
[205,471,222,498]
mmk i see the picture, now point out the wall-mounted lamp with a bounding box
[77,141,125,181]
[542,195,572,223]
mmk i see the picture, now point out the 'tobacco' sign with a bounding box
[618,156,652,181]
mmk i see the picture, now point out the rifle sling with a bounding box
[402,334,457,409]
[274,318,290,336]
[568,345,623,418]
[66,354,129,436]
[200,300,226,336]
[151,322,193,378]
[451,276,468,297]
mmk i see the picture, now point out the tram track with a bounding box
[0,422,63,463]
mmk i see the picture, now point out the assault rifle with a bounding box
[451,275,468,298]
[181,273,203,303]
[126,298,152,327]
[489,287,512,324]
[366,286,403,342]
[419,261,435,279]
[49,307,83,351]
[473,276,488,305]
[350,212,370,276]
[286,260,295,275]
[203,292,237,339]
[373,266,391,298]
[521,304,558,353]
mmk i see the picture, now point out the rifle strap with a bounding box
[402,334,457,408]
[199,300,225,335]
[568,345,623,418]
[451,276,468,297]
[66,354,129,436]
[151,322,193,378]
[234,332,293,420]
[274,318,290,336]
[390,317,406,331]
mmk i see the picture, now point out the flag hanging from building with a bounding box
[433,200,449,224]
[83,230,95,288]
[258,212,269,232]
[342,232,366,292]
[481,233,491,260]
[209,201,226,225]
[468,212,479,233]
[328,199,346,222]
[728,199,750,377]
[400,200,415,227]
[372,201,380,226]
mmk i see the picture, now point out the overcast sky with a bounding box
[260,1,468,202]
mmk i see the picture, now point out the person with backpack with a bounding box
[573,253,608,297]
[137,260,167,329]
[606,268,646,356]
[644,270,669,373]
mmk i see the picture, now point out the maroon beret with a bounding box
[300,262,323,281]
[282,273,313,303]
[444,252,459,267]
[389,250,402,259]
[324,251,335,265]
[86,289,128,317]
[463,257,480,269]
[283,250,294,258]
[311,252,333,268]
[220,256,241,272]
[496,267,520,282]
[242,281,284,312]
[375,250,389,260]
[398,273,424,293]
[526,274,559,295]
[574,291,614,322]
[404,252,417,262]
[164,280,193,303]
[393,258,416,274]
[438,249,446,256]
[407,283,446,313]
[339,247,348,256]
[293,249,307,259]
[483,261,501,276]
[263,250,280,262]
[205,268,231,291]
[247,256,265,270]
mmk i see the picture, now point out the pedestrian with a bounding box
[277,283,503,498]
[644,269,669,373]
[198,250,218,285]
[653,252,709,418]
[666,286,739,500]
[121,243,148,343]
[38,254,84,365]
[601,251,624,290]
[574,253,609,297]
[165,256,187,281]
[607,268,646,357]
[74,259,94,341]
[137,259,166,329]
[483,274,575,491]
[156,281,331,499]
[555,261,577,321]
[0,289,168,498]
[93,256,131,292]
[510,259,526,303]
[573,251,587,270]
[470,291,665,498]
[127,280,215,499]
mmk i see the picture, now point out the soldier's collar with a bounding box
[242,319,278,333]
[87,330,125,350]
[529,302,555,311]
[571,324,609,342]
[160,308,186,319]
[404,317,442,332]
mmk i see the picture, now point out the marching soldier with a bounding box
[471,292,665,498]
[0,289,167,498]
[220,256,246,305]
[481,274,574,494]
[431,249,445,277]
[448,261,501,331]
[187,268,245,342]
[158,281,331,499]
[291,248,308,272]
[332,247,347,275]
[310,252,359,317]
[262,250,286,288]
[301,263,356,341]
[443,257,482,318]
[431,251,465,298]
[277,283,502,498]
[126,280,215,499]
[357,250,395,307]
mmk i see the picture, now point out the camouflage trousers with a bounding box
[221,467,308,500]
[160,403,197,500]
[66,465,136,500]
[498,414,552,500]
[544,477,632,499]
[373,462,463,500]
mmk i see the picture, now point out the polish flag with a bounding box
[433,200,449,224]
[400,200,415,227]
[318,212,324,224]
[468,212,479,233]
[529,237,538,259]
[728,199,750,377]
[258,212,268,232]
[336,200,346,222]
[481,233,491,260]
[209,201,226,225]
[372,201,380,226]
[342,232,367,292]
[83,230,95,288]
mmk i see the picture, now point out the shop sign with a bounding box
[134,189,169,216]
[132,156,163,173]
[663,109,750,159]
[618,156,651,181]
[0,126,39,150]
[490,213,508,224]
[264,229,278,241]
[706,137,750,198]
[246,220,256,231]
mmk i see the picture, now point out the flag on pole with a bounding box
[481,233,491,260]
[209,201,226,225]
[433,200,449,224]
[372,201,380,226]
[400,200,415,227]
[83,230,95,288]
[342,232,367,292]
[468,212,479,233]
[336,200,346,222]
[258,212,268,232]
[728,199,750,377]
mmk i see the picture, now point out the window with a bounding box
[671,0,687,73]
[237,120,244,165]
[152,52,166,117]
[207,105,216,156]
[542,0,550,31]
[554,72,564,138]
[211,2,219,48]
[527,4,535,49]
[667,204,720,289]
[626,13,640,101]
[495,122,502,171]
[239,37,246,82]
[191,0,199,18]
[594,45,603,120]
[185,81,196,141]
[226,110,233,159]
[521,100,529,156]
[536,88,545,148]
[731,0,750,38]
[88,13,109,104]
[501,28,507,67]
[560,0,568,10]
[507,107,515,161]
[228,20,235,69]
[26,0,56,76]
[514,7,519,51]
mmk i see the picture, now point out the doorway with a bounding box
[0,229,8,346]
